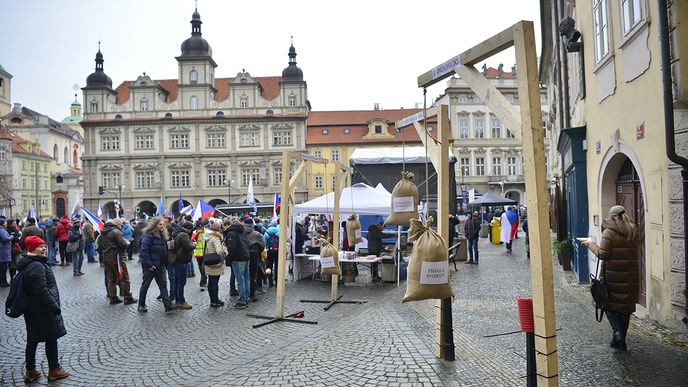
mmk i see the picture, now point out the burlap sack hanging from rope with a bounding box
[319,239,341,276]
[402,217,453,303]
[346,214,363,245]
[385,171,419,227]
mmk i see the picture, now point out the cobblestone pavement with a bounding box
[1,234,687,386]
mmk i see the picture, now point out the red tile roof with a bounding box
[307,109,445,145]
[484,66,515,79]
[10,131,51,158]
[114,76,283,104]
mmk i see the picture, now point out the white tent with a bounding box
[375,183,392,195]
[294,183,391,217]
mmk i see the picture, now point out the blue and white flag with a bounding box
[246,176,257,213]
[155,196,164,217]
[26,207,36,222]
[178,193,184,214]
[70,200,80,219]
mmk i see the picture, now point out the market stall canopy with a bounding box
[468,190,517,206]
[294,183,391,216]
[375,183,391,195]
[350,147,430,165]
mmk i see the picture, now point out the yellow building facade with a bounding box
[11,133,52,218]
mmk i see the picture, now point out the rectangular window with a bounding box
[331,149,339,162]
[593,0,610,62]
[459,119,469,139]
[136,171,155,189]
[241,168,261,187]
[288,96,297,107]
[507,157,517,175]
[315,176,323,189]
[240,98,248,108]
[491,119,501,139]
[458,95,468,103]
[207,133,226,148]
[30,162,34,171]
[102,172,121,189]
[22,178,26,189]
[101,135,120,151]
[460,157,471,176]
[207,169,226,187]
[239,131,259,147]
[273,167,282,186]
[170,170,190,188]
[506,129,515,139]
[272,130,292,146]
[170,133,190,149]
[134,134,155,150]
[492,157,502,176]
[622,0,643,34]
[140,100,149,112]
[374,125,382,134]
[314,150,322,158]
[22,161,26,169]
[90,102,98,113]
[475,157,485,176]
[474,120,484,139]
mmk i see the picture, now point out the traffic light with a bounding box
[98,186,104,195]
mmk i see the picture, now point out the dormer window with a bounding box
[322,129,329,135]
[374,125,382,134]
[190,70,198,83]
[140,99,149,112]
[343,128,351,134]
[240,98,248,108]
[190,96,199,110]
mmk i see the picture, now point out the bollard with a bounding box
[517,298,536,387]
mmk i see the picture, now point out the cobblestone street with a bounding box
[2,234,687,386]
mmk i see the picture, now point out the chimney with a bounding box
[374,103,380,111]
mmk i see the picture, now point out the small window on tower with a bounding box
[140,99,149,112]
[190,96,199,110]
[190,70,198,83]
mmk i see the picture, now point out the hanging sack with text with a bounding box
[385,171,419,227]
[402,217,454,303]
[319,239,341,277]
[346,214,363,245]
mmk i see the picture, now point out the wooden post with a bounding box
[275,151,293,319]
[330,167,348,301]
[514,21,559,385]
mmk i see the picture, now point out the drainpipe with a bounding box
[658,0,688,314]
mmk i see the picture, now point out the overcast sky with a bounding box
[3,0,541,121]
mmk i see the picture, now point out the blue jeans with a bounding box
[47,241,57,264]
[173,263,188,303]
[208,275,220,304]
[468,238,479,262]
[85,241,96,261]
[72,251,84,273]
[167,263,176,301]
[230,261,250,304]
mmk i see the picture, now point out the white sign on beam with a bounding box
[432,55,461,80]
[398,112,424,129]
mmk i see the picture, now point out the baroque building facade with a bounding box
[435,67,550,206]
[80,9,308,218]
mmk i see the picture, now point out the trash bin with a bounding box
[490,221,501,244]
[479,224,489,238]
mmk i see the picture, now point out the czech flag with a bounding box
[180,204,194,215]
[272,193,281,220]
[178,193,184,214]
[192,200,215,222]
[81,206,104,233]
[97,204,103,220]
[117,256,124,281]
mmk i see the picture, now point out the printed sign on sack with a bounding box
[320,256,335,269]
[419,261,449,285]
[393,196,415,212]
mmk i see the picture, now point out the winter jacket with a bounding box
[264,225,280,251]
[225,223,250,262]
[98,222,129,262]
[45,223,56,244]
[17,254,67,343]
[367,225,390,255]
[294,223,306,254]
[19,225,44,250]
[464,216,482,240]
[588,218,640,314]
[139,233,168,270]
[83,222,95,243]
[244,224,265,255]
[203,230,225,276]
[68,225,83,248]
[173,230,194,265]
[55,218,70,242]
[121,224,133,242]
[0,227,12,262]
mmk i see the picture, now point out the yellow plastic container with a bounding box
[490,222,501,244]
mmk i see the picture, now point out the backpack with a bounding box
[167,238,177,265]
[5,262,40,318]
[267,232,279,251]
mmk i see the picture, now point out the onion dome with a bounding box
[85,48,113,88]
[180,9,212,57]
[281,44,303,81]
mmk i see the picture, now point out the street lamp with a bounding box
[225,179,235,204]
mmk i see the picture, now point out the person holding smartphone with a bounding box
[579,205,639,351]
[137,217,175,314]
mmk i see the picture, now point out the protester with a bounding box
[263,220,280,287]
[0,217,12,287]
[580,205,639,351]
[83,219,97,263]
[500,206,519,254]
[137,218,175,313]
[243,217,265,301]
[191,222,208,290]
[294,219,306,254]
[45,219,57,265]
[367,221,394,281]
[203,222,226,307]
[55,215,70,265]
[17,236,70,383]
[464,211,481,264]
[68,220,84,276]
[225,220,251,308]
[99,219,137,305]
[19,218,44,253]
[7,219,21,279]
[172,221,195,310]
[121,220,134,261]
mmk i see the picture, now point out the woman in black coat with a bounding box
[67,220,84,276]
[17,236,70,383]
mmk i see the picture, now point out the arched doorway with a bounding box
[600,153,646,306]
[103,201,117,220]
[505,190,521,205]
[170,199,192,217]
[208,198,227,207]
[55,198,66,217]
[136,200,157,219]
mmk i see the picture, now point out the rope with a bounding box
[423,88,430,220]
[402,117,406,172]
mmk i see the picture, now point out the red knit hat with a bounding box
[24,236,46,253]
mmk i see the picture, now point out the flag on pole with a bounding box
[26,207,36,222]
[192,200,215,222]
[272,193,281,220]
[180,204,194,215]
[70,200,80,219]
[97,204,103,220]
[178,193,184,214]
[155,196,164,217]
[246,176,257,213]
[81,207,104,233]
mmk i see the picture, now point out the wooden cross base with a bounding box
[300,294,367,311]
[246,311,318,329]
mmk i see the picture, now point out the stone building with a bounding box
[80,9,309,218]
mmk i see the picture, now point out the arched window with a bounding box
[56,175,64,184]
[64,147,68,164]
[190,70,198,83]
[190,96,199,110]
[53,144,58,160]
[73,145,79,168]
